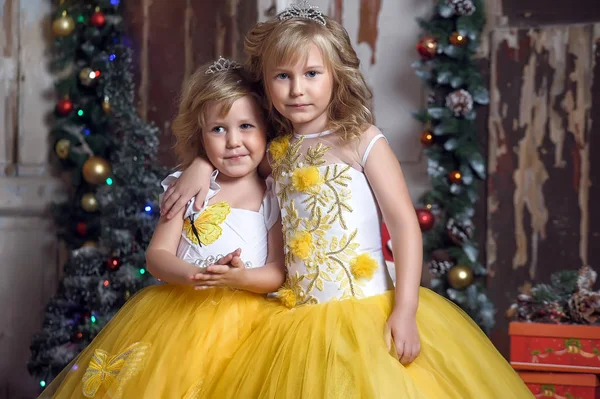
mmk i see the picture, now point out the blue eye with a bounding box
[306,71,318,78]
[240,123,253,129]
[211,126,225,134]
[276,73,289,80]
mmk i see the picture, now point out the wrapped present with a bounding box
[518,371,600,399]
[510,322,600,373]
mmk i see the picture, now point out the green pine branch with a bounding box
[414,0,494,333]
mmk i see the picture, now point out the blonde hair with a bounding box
[245,15,373,140]
[171,64,267,168]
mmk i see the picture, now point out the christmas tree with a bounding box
[412,0,495,332]
[28,0,165,389]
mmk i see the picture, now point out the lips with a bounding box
[224,154,248,160]
[288,104,311,108]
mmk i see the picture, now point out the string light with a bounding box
[106,177,113,185]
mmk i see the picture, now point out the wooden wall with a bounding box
[123,0,260,167]
[486,0,600,355]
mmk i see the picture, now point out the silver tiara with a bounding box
[205,56,242,75]
[277,0,326,26]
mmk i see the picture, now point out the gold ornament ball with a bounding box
[52,14,75,36]
[82,156,112,185]
[449,32,468,46]
[81,193,99,212]
[81,241,97,248]
[55,139,71,159]
[447,265,474,289]
[101,97,111,114]
[79,67,97,86]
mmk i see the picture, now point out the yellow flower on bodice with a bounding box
[292,166,322,193]
[183,201,230,246]
[289,230,314,260]
[269,135,290,164]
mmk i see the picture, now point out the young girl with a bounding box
[164,5,533,399]
[40,59,285,398]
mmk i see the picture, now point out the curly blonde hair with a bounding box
[171,63,267,168]
[244,15,373,140]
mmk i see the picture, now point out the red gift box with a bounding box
[518,372,600,399]
[510,322,600,373]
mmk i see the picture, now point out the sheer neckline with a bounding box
[293,130,333,139]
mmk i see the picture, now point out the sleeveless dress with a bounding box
[41,171,281,399]
[198,129,533,398]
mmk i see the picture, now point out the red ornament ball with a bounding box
[76,222,87,236]
[416,208,435,231]
[420,131,434,147]
[416,35,438,60]
[56,98,74,116]
[107,256,121,271]
[90,11,105,27]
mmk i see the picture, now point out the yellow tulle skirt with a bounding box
[196,288,534,399]
[40,284,278,399]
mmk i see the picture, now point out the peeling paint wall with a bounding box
[124,0,259,167]
[487,24,598,355]
[0,0,64,395]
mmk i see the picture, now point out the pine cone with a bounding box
[569,291,600,324]
[577,266,597,292]
[446,89,473,117]
[428,259,453,278]
[427,249,454,278]
[446,217,474,245]
[448,0,476,16]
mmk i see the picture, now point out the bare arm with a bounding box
[364,139,422,312]
[363,126,422,364]
[145,209,199,285]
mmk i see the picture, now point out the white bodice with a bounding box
[270,130,394,306]
[161,171,279,269]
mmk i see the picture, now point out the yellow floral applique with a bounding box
[269,135,290,165]
[82,342,149,398]
[288,230,314,260]
[292,166,322,193]
[350,253,378,280]
[183,201,230,246]
[277,271,316,308]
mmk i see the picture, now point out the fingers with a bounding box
[215,253,234,265]
[161,191,180,216]
[205,265,229,274]
[230,256,244,268]
[193,188,207,211]
[397,341,420,365]
[396,341,407,365]
[166,196,189,219]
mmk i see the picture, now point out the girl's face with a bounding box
[265,43,334,135]
[202,95,267,179]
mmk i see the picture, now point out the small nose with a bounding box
[226,130,241,148]
[290,77,303,98]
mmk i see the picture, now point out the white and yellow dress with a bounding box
[41,171,281,398]
[199,129,533,398]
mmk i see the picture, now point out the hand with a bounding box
[160,157,214,219]
[386,308,421,365]
[189,249,247,290]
